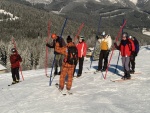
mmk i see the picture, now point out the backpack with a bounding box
[66,46,78,65]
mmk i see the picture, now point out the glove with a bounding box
[46,43,50,47]
[96,35,99,40]
[134,52,137,56]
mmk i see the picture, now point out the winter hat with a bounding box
[11,48,16,53]
[67,35,72,43]
[122,32,128,38]
[51,33,57,39]
[101,31,106,36]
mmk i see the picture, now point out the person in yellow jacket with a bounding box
[96,31,112,72]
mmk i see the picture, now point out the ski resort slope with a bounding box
[0,46,150,113]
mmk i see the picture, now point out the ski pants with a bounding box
[129,54,136,71]
[122,57,130,72]
[77,56,84,75]
[11,67,20,81]
[98,50,109,70]
[59,63,75,90]
[55,54,64,72]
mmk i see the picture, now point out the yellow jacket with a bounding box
[98,35,112,50]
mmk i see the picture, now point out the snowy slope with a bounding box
[0,46,150,113]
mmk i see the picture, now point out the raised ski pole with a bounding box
[114,19,125,74]
[12,37,24,81]
[90,16,101,68]
[104,20,127,79]
[49,18,68,86]
[45,20,51,78]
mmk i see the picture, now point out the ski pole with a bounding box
[49,18,68,86]
[73,23,84,43]
[90,16,101,68]
[104,20,127,79]
[114,19,124,74]
[45,20,51,78]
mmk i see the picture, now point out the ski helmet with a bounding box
[51,33,57,39]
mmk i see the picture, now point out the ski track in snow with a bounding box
[0,46,150,113]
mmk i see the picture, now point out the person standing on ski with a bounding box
[55,36,77,92]
[128,36,139,74]
[46,34,66,75]
[114,32,135,79]
[96,31,112,72]
[76,36,87,77]
[10,48,22,84]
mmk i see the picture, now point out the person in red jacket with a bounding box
[76,36,87,77]
[10,48,22,84]
[114,32,135,79]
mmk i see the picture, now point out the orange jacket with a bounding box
[55,42,76,68]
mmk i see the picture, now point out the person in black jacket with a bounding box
[128,36,140,74]
[46,34,66,75]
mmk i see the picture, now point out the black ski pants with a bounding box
[129,54,136,71]
[98,50,109,70]
[77,56,84,75]
[11,67,20,81]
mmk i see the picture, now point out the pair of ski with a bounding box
[111,72,141,82]
[111,78,135,82]
[55,83,72,96]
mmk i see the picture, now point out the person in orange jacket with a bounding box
[46,34,66,75]
[55,36,77,92]
[10,48,22,84]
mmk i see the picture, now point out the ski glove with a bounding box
[46,43,50,47]
[96,35,99,40]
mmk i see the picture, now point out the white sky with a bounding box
[0,45,150,113]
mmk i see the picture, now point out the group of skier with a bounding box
[46,34,87,93]
[9,30,139,93]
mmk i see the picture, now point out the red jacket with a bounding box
[119,39,135,57]
[10,53,22,68]
[76,42,87,58]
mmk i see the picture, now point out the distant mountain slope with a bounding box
[0,0,150,44]
[0,0,92,40]
[21,0,150,29]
